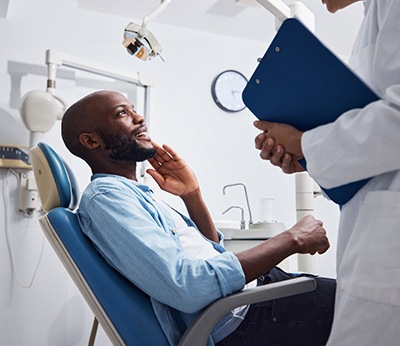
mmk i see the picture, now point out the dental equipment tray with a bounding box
[242,18,379,205]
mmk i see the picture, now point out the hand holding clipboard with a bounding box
[242,18,379,205]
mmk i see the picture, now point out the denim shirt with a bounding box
[77,174,246,345]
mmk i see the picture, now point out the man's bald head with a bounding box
[62,90,113,159]
[61,90,155,176]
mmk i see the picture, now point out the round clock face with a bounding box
[211,70,248,112]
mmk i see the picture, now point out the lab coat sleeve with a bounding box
[301,0,400,190]
[302,93,400,189]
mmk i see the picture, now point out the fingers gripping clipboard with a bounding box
[242,18,379,205]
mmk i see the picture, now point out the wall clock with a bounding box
[211,70,248,112]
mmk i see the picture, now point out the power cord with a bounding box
[3,169,45,288]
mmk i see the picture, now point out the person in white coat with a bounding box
[253,0,400,344]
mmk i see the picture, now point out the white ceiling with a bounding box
[0,0,10,17]
[77,0,365,56]
[1,0,365,56]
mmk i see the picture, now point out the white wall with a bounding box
[0,0,363,345]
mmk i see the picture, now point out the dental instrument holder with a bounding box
[223,183,253,229]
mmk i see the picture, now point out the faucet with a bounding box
[222,206,245,229]
[222,183,253,228]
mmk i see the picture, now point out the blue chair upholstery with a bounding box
[31,142,169,346]
[31,142,317,346]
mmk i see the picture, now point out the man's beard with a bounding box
[98,130,156,162]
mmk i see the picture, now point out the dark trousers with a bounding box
[216,267,336,346]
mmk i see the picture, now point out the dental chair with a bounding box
[30,142,317,346]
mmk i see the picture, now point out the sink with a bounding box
[232,222,286,239]
[213,220,241,239]
[214,220,286,240]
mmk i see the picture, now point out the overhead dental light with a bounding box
[123,0,171,61]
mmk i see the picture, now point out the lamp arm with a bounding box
[140,0,172,31]
[256,0,291,23]
[256,0,315,31]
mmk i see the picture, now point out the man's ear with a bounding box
[79,132,101,149]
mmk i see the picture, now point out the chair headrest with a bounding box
[30,142,80,212]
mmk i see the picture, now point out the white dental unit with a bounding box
[217,0,320,273]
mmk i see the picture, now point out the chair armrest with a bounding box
[179,276,316,346]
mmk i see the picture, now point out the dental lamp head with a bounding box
[20,90,66,149]
[123,0,171,61]
[123,22,163,61]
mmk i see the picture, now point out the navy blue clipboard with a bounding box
[242,18,379,205]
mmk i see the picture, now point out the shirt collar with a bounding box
[91,173,152,192]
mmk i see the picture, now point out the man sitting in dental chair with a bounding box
[61,90,335,346]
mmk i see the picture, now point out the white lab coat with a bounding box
[302,0,400,344]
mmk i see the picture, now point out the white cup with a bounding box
[256,197,274,222]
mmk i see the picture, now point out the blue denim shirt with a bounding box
[77,174,246,345]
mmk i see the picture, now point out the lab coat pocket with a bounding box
[340,191,400,307]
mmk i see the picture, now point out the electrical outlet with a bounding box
[0,145,31,169]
